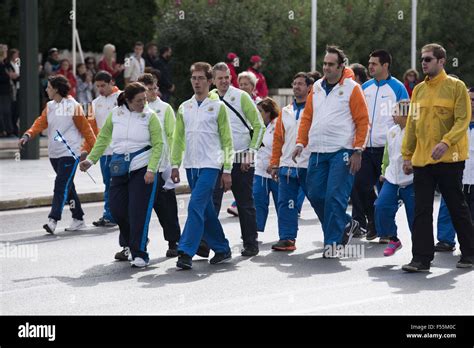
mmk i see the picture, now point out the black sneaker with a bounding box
[209,250,232,265]
[342,220,359,245]
[92,217,117,227]
[166,243,178,258]
[456,256,473,268]
[365,221,377,241]
[352,225,366,238]
[434,241,456,252]
[402,260,430,272]
[176,252,192,270]
[114,247,131,261]
[241,246,259,257]
[196,240,210,258]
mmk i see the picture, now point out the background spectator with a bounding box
[76,63,94,106]
[43,48,60,78]
[98,43,124,79]
[85,56,98,76]
[143,42,160,69]
[0,44,14,137]
[225,52,239,88]
[124,41,145,86]
[403,68,420,98]
[350,63,369,85]
[57,59,77,97]
[247,55,268,98]
[7,48,20,136]
[155,46,174,102]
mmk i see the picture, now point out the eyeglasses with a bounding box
[420,57,436,63]
[191,76,207,81]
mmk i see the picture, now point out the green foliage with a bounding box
[1,0,473,105]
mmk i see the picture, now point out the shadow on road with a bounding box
[1,226,119,245]
[366,252,470,294]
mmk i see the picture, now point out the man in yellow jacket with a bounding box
[401,43,474,271]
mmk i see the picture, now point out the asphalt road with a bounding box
[1,194,472,315]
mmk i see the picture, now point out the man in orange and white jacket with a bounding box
[292,46,369,257]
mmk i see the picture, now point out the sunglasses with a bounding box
[420,57,437,63]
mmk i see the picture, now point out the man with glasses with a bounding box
[401,43,474,271]
[171,62,234,269]
[293,46,369,258]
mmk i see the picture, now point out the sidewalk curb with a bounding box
[0,184,191,211]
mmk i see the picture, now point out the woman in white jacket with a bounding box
[80,82,164,268]
[253,97,280,233]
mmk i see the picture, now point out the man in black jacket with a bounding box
[155,46,174,102]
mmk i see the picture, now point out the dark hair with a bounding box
[145,42,158,51]
[350,63,369,84]
[326,45,346,66]
[144,67,161,85]
[308,70,322,81]
[369,49,392,69]
[85,56,96,65]
[421,43,447,60]
[48,75,70,97]
[137,73,156,86]
[134,41,144,48]
[293,72,314,86]
[190,62,213,80]
[117,82,147,107]
[159,46,171,56]
[94,70,113,83]
[257,97,280,121]
[7,48,19,62]
[76,63,87,81]
[469,87,474,93]
[60,59,70,69]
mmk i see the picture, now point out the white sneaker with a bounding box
[65,218,86,231]
[43,218,57,234]
[130,257,149,268]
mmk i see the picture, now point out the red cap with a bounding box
[227,52,238,60]
[250,55,262,63]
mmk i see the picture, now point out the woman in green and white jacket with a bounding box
[79,82,164,268]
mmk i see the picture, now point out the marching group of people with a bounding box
[17,42,474,272]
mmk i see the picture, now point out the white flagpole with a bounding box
[311,0,317,71]
[411,0,417,69]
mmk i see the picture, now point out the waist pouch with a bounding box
[109,146,152,177]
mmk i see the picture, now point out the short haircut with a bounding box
[144,67,161,85]
[238,71,258,87]
[350,63,369,84]
[190,62,213,80]
[308,70,322,81]
[369,49,392,69]
[468,87,474,93]
[293,72,314,86]
[212,62,230,78]
[325,45,346,66]
[134,41,144,47]
[421,43,447,60]
[257,97,280,121]
[137,73,157,86]
[94,70,113,83]
[48,75,70,97]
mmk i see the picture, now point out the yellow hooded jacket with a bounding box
[402,70,472,167]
